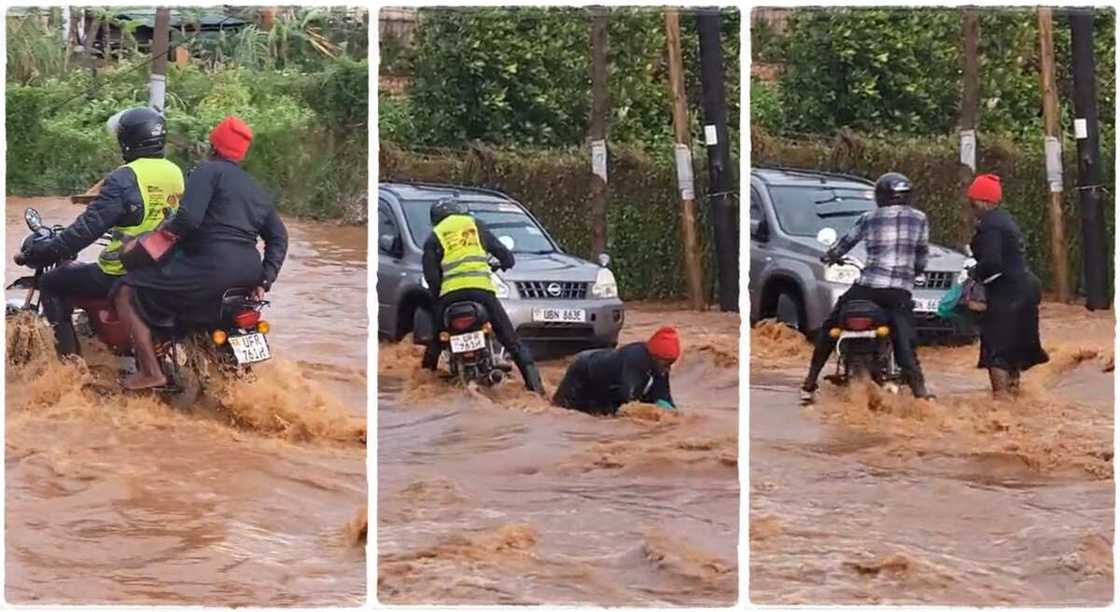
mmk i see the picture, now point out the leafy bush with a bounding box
[7,58,368,222]
[402,6,740,151]
[760,7,1116,140]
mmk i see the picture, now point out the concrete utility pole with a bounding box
[1037,7,1071,302]
[958,8,979,247]
[149,7,172,112]
[664,8,706,311]
[1069,9,1110,310]
[697,8,737,312]
[588,6,610,257]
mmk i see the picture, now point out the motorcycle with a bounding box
[821,256,903,392]
[436,261,513,388]
[7,207,274,409]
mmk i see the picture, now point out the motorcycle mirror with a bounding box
[24,208,42,232]
[816,227,838,247]
[597,253,611,268]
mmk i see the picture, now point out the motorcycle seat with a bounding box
[443,301,490,327]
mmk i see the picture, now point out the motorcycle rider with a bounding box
[420,198,546,395]
[15,107,184,358]
[800,172,934,404]
[552,326,679,416]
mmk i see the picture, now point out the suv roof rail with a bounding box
[753,164,873,185]
[382,179,517,202]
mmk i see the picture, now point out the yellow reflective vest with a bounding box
[97,157,185,275]
[433,214,494,296]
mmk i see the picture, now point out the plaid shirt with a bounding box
[829,205,929,290]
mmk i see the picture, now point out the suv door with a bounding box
[377,198,407,339]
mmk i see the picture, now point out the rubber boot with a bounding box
[42,296,80,358]
[511,344,546,395]
[906,371,935,400]
[989,367,1011,399]
[420,337,441,371]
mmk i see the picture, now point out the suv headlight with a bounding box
[591,268,618,299]
[491,272,511,298]
[823,263,861,285]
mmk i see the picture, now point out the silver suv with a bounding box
[749,167,976,343]
[377,182,624,354]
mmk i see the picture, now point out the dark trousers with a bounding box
[421,288,538,386]
[39,262,118,356]
[552,350,617,416]
[804,284,924,389]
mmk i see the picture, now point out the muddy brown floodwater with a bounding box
[750,303,1114,605]
[378,305,740,605]
[5,197,368,606]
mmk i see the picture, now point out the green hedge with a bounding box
[380,143,734,300]
[6,58,368,222]
[752,130,1115,293]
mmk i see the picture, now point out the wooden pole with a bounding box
[664,9,706,311]
[958,8,979,248]
[1037,8,1071,301]
[149,7,171,112]
[588,6,609,258]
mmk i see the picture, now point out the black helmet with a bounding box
[430,197,467,225]
[112,107,166,161]
[874,172,913,207]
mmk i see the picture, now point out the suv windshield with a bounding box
[769,185,876,237]
[400,199,557,254]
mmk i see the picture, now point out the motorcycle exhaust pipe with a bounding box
[487,369,504,386]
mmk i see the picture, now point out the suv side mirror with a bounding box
[597,252,611,268]
[379,234,401,256]
[750,217,769,241]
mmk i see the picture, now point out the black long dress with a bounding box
[122,159,288,329]
[970,208,1049,371]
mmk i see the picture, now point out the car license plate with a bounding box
[532,308,587,323]
[228,332,271,365]
[913,298,940,313]
[449,331,486,354]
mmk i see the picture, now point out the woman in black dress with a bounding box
[966,173,1049,397]
[115,116,288,390]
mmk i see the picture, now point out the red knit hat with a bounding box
[967,173,1002,204]
[648,326,681,362]
[209,116,253,162]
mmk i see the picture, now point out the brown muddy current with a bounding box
[378,304,740,605]
[5,198,367,605]
[750,304,1114,605]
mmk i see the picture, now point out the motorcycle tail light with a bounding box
[234,309,260,329]
[845,316,873,331]
[212,330,227,345]
[449,315,476,332]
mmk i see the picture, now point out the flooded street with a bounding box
[5,197,367,606]
[750,304,1114,605]
[378,306,739,605]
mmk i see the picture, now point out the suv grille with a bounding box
[920,271,955,290]
[516,281,588,300]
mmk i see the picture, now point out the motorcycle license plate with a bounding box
[532,308,586,323]
[449,331,486,354]
[228,332,271,364]
[913,298,939,313]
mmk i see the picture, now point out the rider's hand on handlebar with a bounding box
[253,286,266,301]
